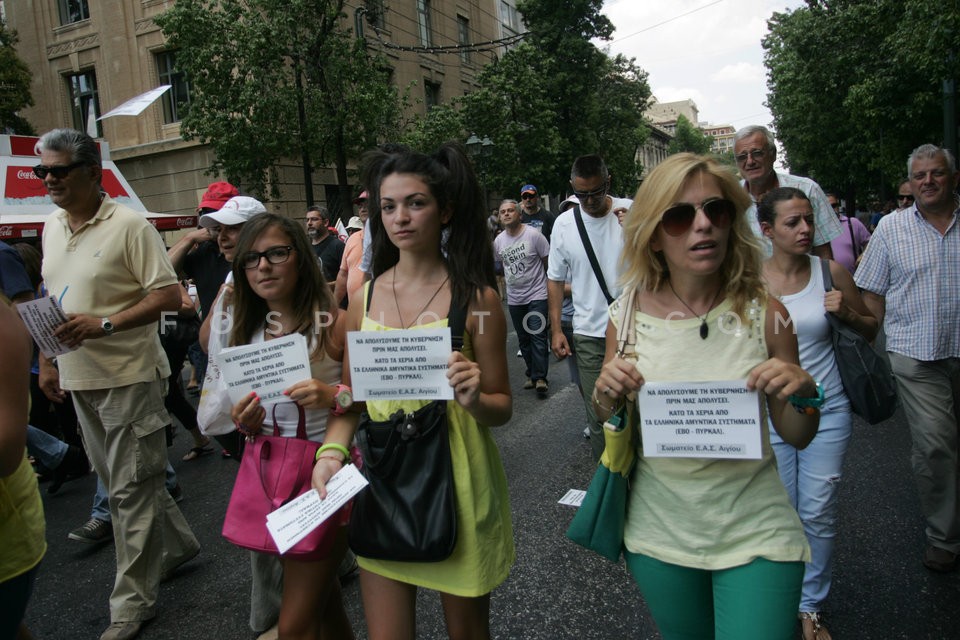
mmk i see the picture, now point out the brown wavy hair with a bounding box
[229,214,336,359]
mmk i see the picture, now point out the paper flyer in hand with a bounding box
[16,296,75,358]
[216,332,312,404]
[266,464,369,555]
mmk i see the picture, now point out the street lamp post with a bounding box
[466,134,494,210]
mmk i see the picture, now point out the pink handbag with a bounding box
[221,404,359,560]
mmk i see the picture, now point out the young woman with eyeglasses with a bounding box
[593,153,821,639]
[759,187,878,640]
[228,213,356,640]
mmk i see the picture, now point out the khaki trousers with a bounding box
[72,378,200,622]
[888,352,960,553]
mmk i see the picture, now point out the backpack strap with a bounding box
[573,206,614,305]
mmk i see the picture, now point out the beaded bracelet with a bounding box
[315,442,350,463]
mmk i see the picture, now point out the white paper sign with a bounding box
[558,489,586,507]
[638,380,762,459]
[347,328,454,401]
[265,463,369,555]
[99,86,171,119]
[16,296,75,358]
[216,333,312,404]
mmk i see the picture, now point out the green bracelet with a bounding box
[788,381,825,415]
[315,442,350,463]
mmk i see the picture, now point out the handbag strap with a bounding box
[573,206,614,305]
[271,402,308,440]
[614,290,639,404]
[615,289,638,359]
[819,257,834,292]
[845,216,860,261]
[365,277,467,352]
[254,437,317,509]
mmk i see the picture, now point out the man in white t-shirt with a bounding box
[547,155,632,458]
[735,125,842,258]
[494,199,551,396]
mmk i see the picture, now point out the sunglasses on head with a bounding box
[661,198,736,236]
[33,161,85,180]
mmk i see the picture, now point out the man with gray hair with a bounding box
[855,143,960,573]
[35,128,200,640]
[734,125,841,258]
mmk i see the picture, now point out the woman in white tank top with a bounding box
[759,187,878,640]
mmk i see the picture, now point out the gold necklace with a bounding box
[392,274,449,329]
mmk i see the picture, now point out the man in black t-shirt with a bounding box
[167,181,239,318]
[305,205,344,285]
[519,183,557,243]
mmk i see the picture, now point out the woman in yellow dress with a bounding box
[312,142,514,640]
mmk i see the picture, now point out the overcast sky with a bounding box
[603,0,806,133]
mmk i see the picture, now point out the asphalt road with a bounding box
[24,324,960,639]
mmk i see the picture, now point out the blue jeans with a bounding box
[508,299,549,383]
[769,392,852,612]
[91,462,179,522]
[26,425,69,469]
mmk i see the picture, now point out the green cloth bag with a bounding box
[566,290,639,562]
[565,406,636,562]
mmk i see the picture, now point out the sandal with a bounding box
[182,445,214,461]
[799,612,832,640]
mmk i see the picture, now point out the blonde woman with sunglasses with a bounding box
[593,153,821,640]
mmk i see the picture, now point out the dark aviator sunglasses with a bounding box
[33,161,85,180]
[660,198,736,236]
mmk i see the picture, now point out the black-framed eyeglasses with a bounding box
[521,193,538,200]
[661,198,736,236]
[33,161,85,180]
[897,194,915,202]
[572,182,608,202]
[734,149,766,164]
[241,245,295,270]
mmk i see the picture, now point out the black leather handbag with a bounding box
[819,259,898,424]
[348,285,467,562]
[348,399,457,561]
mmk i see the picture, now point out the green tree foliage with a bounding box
[0,24,35,135]
[667,115,713,155]
[764,0,959,203]
[444,0,650,199]
[398,103,465,154]
[155,0,402,210]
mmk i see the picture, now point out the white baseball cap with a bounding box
[199,196,267,227]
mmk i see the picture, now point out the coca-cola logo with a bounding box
[177,217,195,227]
[0,226,14,237]
[16,170,39,180]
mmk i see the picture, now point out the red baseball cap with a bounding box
[199,182,239,211]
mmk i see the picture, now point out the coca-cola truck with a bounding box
[0,134,196,240]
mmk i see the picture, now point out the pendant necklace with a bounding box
[393,273,449,329]
[668,281,723,340]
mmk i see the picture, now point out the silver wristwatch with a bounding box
[101,317,115,336]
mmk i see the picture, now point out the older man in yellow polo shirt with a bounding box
[36,129,199,640]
